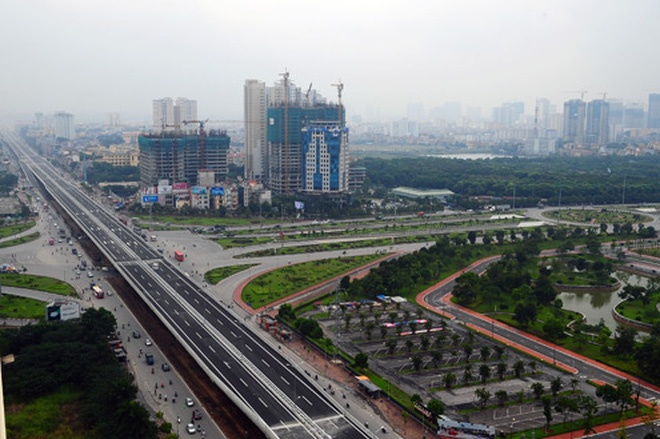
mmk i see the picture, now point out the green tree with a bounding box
[474,387,492,408]
[427,399,445,418]
[542,396,553,431]
[411,355,423,371]
[495,390,508,407]
[550,376,563,396]
[531,382,545,399]
[513,360,525,378]
[443,372,457,390]
[496,362,507,380]
[478,364,491,383]
[354,352,369,369]
[480,346,491,362]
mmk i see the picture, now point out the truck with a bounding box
[174,250,184,262]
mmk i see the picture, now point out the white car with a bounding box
[186,423,196,434]
[185,397,194,407]
[145,338,152,346]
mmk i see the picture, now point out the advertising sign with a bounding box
[158,185,173,194]
[211,186,225,196]
[191,186,207,195]
[142,195,158,203]
[46,302,81,322]
[172,182,189,191]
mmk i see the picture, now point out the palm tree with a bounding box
[386,339,397,355]
[389,312,398,323]
[359,313,366,329]
[443,372,457,390]
[431,350,443,367]
[373,312,381,325]
[365,322,375,340]
[420,335,430,351]
[344,314,352,331]
[496,362,507,380]
[513,360,525,378]
[411,355,423,371]
[474,387,491,408]
[463,364,474,384]
[380,325,388,339]
[409,321,418,335]
[480,346,491,362]
[463,344,474,362]
[493,345,504,360]
[451,333,461,346]
[479,364,491,383]
[495,390,508,407]
[405,339,414,353]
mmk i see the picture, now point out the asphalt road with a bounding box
[2,131,374,439]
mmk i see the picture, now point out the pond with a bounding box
[557,272,650,334]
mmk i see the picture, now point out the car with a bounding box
[75,269,81,275]
[87,271,93,278]
[132,330,141,339]
[161,362,171,371]
[185,397,194,407]
[192,409,202,420]
[186,423,196,434]
[145,338,152,346]
[152,262,159,270]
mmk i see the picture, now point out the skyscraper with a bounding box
[648,93,660,129]
[563,99,586,144]
[152,97,197,129]
[54,112,75,140]
[623,103,644,129]
[585,100,609,145]
[152,98,174,129]
[174,98,197,126]
[244,80,267,182]
[301,122,349,193]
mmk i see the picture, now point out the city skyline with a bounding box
[2,0,660,123]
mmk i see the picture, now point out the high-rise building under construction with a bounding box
[138,128,230,187]
[245,73,347,194]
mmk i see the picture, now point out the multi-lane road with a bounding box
[1,131,372,439]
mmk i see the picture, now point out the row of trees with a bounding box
[362,155,660,207]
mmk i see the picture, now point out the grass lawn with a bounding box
[135,214,279,227]
[242,254,385,308]
[0,220,36,239]
[205,264,258,285]
[6,388,87,439]
[615,295,660,326]
[0,295,47,319]
[0,273,77,297]
[0,232,40,249]
[543,208,653,224]
[216,236,274,249]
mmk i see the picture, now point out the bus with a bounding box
[174,250,184,262]
[92,284,104,299]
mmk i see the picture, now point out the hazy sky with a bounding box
[2,0,660,123]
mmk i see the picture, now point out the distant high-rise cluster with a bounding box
[562,99,610,146]
[152,97,198,129]
[244,73,348,195]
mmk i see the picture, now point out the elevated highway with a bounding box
[1,131,371,439]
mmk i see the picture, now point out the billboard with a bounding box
[172,182,189,191]
[142,195,158,203]
[46,301,81,322]
[294,201,305,210]
[191,186,207,195]
[158,185,173,194]
[211,186,225,196]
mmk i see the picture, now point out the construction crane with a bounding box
[182,119,209,170]
[565,90,588,101]
[160,118,180,136]
[331,80,344,126]
[305,83,313,107]
[279,70,290,193]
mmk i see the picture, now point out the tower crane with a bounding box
[182,119,210,170]
[305,83,313,107]
[565,90,588,101]
[331,80,344,126]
